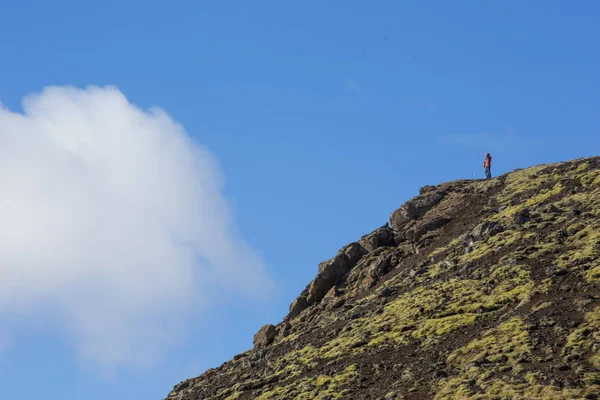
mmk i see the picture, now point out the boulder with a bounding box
[359,224,395,252]
[345,249,400,290]
[253,324,277,348]
[277,323,292,339]
[390,189,447,230]
[419,185,436,195]
[363,254,393,283]
[308,243,367,304]
[289,292,309,319]
[470,221,504,241]
[462,234,475,254]
[513,209,532,225]
[342,242,368,266]
[377,286,393,297]
[173,380,191,392]
[461,221,504,254]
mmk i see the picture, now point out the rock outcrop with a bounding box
[253,324,277,348]
[166,157,600,400]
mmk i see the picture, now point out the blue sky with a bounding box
[0,1,599,399]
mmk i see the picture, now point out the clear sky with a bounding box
[0,1,599,399]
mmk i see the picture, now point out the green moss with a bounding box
[314,375,331,387]
[580,168,600,186]
[433,318,600,399]
[525,371,541,385]
[461,230,523,263]
[552,223,600,281]
[556,189,600,226]
[413,313,477,342]
[429,237,462,259]
[222,392,241,400]
[321,336,364,359]
[254,364,358,400]
[423,261,448,280]
[472,177,502,194]
[446,318,531,369]
[271,344,321,379]
[576,161,591,172]
[497,165,549,204]
[357,262,534,351]
[563,307,600,368]
[492,183,563,223]
[532,301,553,312]
[583,372,600,386]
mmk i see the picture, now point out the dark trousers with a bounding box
[485,166,492,179]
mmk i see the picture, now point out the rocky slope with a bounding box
[166,157,600,400]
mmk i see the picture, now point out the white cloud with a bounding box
[0,85,274,369]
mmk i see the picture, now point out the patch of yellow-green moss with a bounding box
[222,392,241,400]
[278,331,301,343]
[413,313,477,342]
[433,308,600,399]
[563,307,600,368]
[498,165,549,203]
[583,372,600,386]
[579,165,600,186]
[206,375,244,400]
[254,364,358,400]
[447,318,531,368]
[434,318,600,399]
[532,301,553,312]
[271,344,321,379]
[557,188,600,215]
[320,335,365,359]
[472,177,502,192]
[497,160,594,210]
[461,230,524,263]
[424,260,456,281]
[492,183,563,223]
[554,223,600,282]
[359,262,534,350]
[429,236,462,259]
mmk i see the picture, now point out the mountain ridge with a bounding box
[167,157,600,400]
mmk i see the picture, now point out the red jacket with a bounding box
[484,155,492,168]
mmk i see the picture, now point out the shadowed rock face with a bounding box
[359,224,395,252]
[166,157,600,400]
[253,325,278,348]
[306,242,367,305]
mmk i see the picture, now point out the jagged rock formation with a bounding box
[166,157,600,400]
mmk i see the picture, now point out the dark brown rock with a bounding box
[307,242,367,304]
[390,189,447,230]
[359,224,395,252]
[470,220,504,241]
[288,290,309,319]
[253,324,277,348]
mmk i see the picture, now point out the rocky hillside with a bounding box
[166,157,600,400]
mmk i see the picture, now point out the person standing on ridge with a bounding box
[484,153,492,179]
